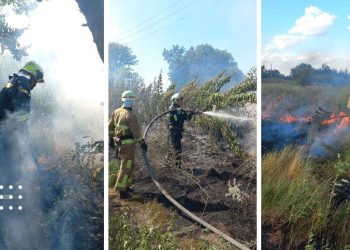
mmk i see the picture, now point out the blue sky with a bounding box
[262,1,350,74]
[109,0,256,85]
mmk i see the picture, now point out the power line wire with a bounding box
[117,0,198,42]
[117,0,184,37]
[128,13,190,45]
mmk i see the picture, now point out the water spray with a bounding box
[203,111,252,121]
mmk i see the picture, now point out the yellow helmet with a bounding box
[21,61,44,83]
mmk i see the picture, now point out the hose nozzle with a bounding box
[194,109,204,115]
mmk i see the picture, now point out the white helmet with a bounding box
[171,93,183,104]
[122,90,136,108]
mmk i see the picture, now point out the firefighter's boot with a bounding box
[119,187,134,199]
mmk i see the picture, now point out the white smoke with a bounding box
[0,0,104,248]
[204,105,257,156]
[3,0,104,147]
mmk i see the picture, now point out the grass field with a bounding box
[262,82,350,249]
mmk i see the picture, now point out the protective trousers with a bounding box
[169,129,182,168]
[115,145,135,191]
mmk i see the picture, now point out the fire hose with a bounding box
[141,109,250,250]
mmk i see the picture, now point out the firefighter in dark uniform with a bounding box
[0,61,44,128]
[168,93,195,168]
[0,61,44,184]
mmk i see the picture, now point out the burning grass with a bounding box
[262,81,350,248]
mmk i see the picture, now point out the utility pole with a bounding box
[270,64,273,78]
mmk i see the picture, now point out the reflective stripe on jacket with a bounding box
[0,74,31,123]
[168,103,192,130]
[108,107,142,145]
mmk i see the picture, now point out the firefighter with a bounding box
[0,61,44,128]
[0,61,44,185]
[168,93,195,168]
[109,90,147,199]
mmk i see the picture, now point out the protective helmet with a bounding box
[122,90,136,108]
[171,93,183,104]
[21,61,44,83]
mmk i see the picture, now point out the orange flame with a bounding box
[321,112,350,130]
[280,115,298,123]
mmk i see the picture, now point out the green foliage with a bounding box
[109,67,145,110]
[291,63,314,85]
[261,65,288,81]
[109,42,138,77]
[0,16,27,59]
[263,147,350,249]
[109,202,226,250]
[262,82,350,116]
[264,63,350,85]
[304,233,316,250]
[0,0,37,60]
[109,160,120,187]
[109,211,135,249]
[191,67,256,157]
[109,43,255,157]
[28,139,104,249]
[72,138,103,165]
[109,204,178,250]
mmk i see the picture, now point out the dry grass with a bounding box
[263,147,350,249]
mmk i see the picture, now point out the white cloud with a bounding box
[262,50,350,75]
[289,6,336,36]
[273,34,305,50]
[264,6,335,53]
[348,15,350,19]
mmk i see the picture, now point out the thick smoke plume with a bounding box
[0,0,104,249]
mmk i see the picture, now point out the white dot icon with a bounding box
[0,195,3,200]
[0,206,3,210]
[9,185,13,190]
[18,206,22,210]
[9,206,13,210]
[18,185,22,190]
[9,195,13,200]
[0,185,3,189]
[18,195,23,200]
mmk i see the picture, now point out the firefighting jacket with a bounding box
[108,107,142,145]
[0,74,31,124]
[168,103,193,130]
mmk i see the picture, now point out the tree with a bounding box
[108,42,138,78]
[290,63,314,85]
[109,67,144,110]
[162,44,245,90]
[261,65,286,81]
[151,71,163,113]
[75,0,104,61]
[0,0,36,60]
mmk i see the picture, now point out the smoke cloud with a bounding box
[0,0,104,248]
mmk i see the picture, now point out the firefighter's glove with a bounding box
[187,108,195,116]
[109,137,115,149]
[140,140,148,152]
